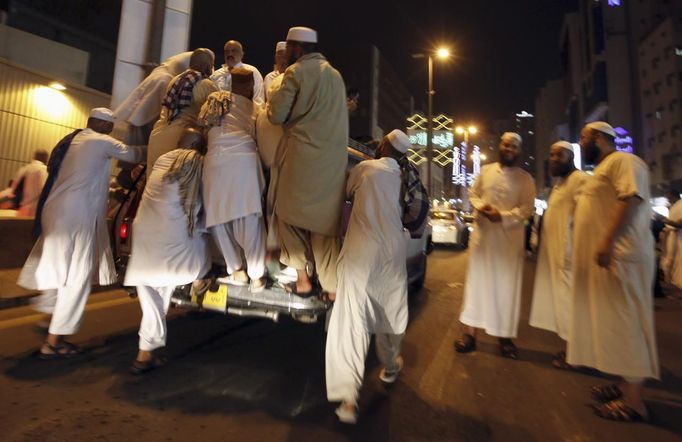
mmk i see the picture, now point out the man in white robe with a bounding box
[210,40,265,107]
[569,121,659,422]
[201,69,267,291]
[456,132,536,359]
[529,141,588,368]
[18,108,145,359]
[3,150,48,216]
[263,41,287,102]
[660,189,682,290]
[124,127,210,374]
[326,129,411,424]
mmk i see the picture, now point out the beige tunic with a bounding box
[146,77,218,167]
[567,152,659,379]
[661,200,682,289]
[267,53,348,236]
[529,170,588,340]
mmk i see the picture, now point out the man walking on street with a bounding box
[267,26,348,300]
[455,132,536,359]
[529,141,588,368]
[18,108,145,359]
[326,130,411,424]
[569,121,659,422]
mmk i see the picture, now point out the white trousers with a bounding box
[326,302,403,403]
[210,214,266,280]
[137,285,175,351]
[43,284,92,335]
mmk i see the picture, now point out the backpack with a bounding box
[399,159,430,238]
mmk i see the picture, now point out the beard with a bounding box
[582,140,601,166]
[499,152,518,167]
[550,161,573,178]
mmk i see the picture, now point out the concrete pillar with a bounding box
[110,0,193,109]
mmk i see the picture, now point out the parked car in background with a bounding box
[429,208,470,248]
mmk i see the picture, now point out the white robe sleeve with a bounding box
[500,174,536,230]
[105,136,146,163]
[267,68,299,125]
[468,172,486,211]
[607,155,648,201]
[346,163,364,199]
[252,69,265,107]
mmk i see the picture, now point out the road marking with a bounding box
[0,296,135,331]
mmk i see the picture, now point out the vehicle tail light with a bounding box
[119,223,129,241]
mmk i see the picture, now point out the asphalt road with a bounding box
[0,249,680,441]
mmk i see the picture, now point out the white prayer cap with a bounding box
[90,107,114,123]
[585,121,616,137]
[501,132,522,145]
[551,140,574,153]
[286,26,318,43]
[386,129,411,153]
[276,41,287,52]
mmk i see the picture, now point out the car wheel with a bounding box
[461,228,470,249]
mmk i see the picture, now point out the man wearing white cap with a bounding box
[211,40,265,107]
[569,121,659,422]
[18,108,145,359]
[268,26,348,299]
[455,132,536,359]
[326,130,410,424]
[529,141,588,368]
[263,41,288,102]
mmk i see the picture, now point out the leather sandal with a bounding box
[454,333,476,353]
[593,400,649,423]
[591,383,624,403]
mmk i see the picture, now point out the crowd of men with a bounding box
[8,24,682,426]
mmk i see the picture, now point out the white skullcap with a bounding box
[286,26,318,43]
[551,140,574,153]
[501,132,522,145]
[585,121,616,137]
[90,107,114,123]
[386,129,411,153]
[275,41,287,52]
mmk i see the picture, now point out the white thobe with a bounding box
[326,157,409,403]
[18,129,144,334]
[203,94,266,279]
[567,152,659,379]
[263,70,282,101]
[459,163,536,338]
[8,160,48,217]
[210,62,265,107]
[661,200,682,289]
[124,149,210,351]
[529,170,588,340]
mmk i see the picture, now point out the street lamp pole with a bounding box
[427,55,434,193]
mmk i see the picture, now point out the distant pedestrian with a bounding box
[147,48,218,167]
[124,127,210,375]
[326,130,411,424]
[263,41,288,102]
[18,108,145,359]
[660,189,682,291]
[1,149,48,216]
[569,121,659,422]
[529,141,588,368]
[455,132,536,359]
[267,26,348,300]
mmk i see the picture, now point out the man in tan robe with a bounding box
[267,26,348,299]
[570,121,659,422]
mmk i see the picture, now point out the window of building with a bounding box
[670,99,678,112]
[672,125,681,138]
[658,132,666,143]
[652,57,660,68]
[654,82,662,94]
[646,112,653,119]
[668,73,676,86]
[664,46,671,60]
[656,107,664,119]
[644,89,651,97]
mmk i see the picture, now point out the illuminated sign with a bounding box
[407,129,454,148]
[608,0,621,6]
[614,127,634,153]
[571,143,582,170]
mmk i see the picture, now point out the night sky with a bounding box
[190,0,579,124]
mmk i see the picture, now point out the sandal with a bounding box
[39,341,81,360]
[283,281,320,298]
[498,338,519,360]
[454,333,476,353]
[593,399,649,423]
[552,351,574,370]
[591,383,623,403]
[130,356,166,375]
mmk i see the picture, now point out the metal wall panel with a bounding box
[0,59,110,188]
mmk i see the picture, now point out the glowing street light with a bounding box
[412,46,452,191]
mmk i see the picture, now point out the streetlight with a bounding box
[412,46,451,192]
[455,125,477,145]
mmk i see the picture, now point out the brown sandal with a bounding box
[454,334,476,353]
[552,351,574,370]
[498,338,519,360]
[39,341,81,360]
[593,400,649,423]
[130,356,166,375]
[591,384,623,403]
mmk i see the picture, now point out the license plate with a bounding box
[202,284,228,312]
